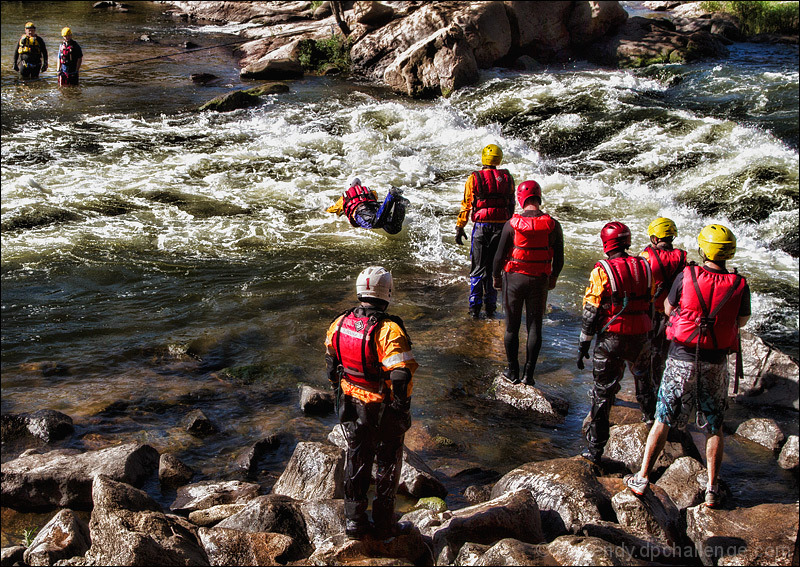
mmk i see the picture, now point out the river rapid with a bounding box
[1,1,798,540]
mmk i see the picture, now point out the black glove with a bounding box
[41,63,47,72]
[455,226,467,246]
[577,340,592,370]
[493,275,502,290]
[13,64,19,71]
[386,397,412,435]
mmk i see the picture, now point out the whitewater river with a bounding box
[1,1,798,540]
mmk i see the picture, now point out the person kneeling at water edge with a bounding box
[327,177,408,234]
[579,222,656,465]
[625,224,750,508]
[493,180,563,386]
[325,266,417,540]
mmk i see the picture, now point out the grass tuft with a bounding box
[700,1,799,36]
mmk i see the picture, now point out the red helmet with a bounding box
[600,221,631,254]
[516,180,541,208]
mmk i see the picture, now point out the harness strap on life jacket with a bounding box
[686,265,743,350]
[597,258,652,334]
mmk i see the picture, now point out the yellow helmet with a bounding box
[61,27,72,37]
[697,224,736,261]
[25,22,35,29]
[647,217,678,239]
[481,144,503,166]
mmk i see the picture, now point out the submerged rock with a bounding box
[489,375,570,425]
[24,409,75,443]
[197,90,262,113]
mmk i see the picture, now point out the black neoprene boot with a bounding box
[522,362,535,386]
[503,361,520,384]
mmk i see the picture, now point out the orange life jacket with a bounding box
[666,265,746,351]
[342,185,376,219]
[596,256,652,335]
[644,245,687,313]
[471,168,513,223]
[503,213,555,276]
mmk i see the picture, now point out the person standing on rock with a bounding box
[57,27,83,86]
[455,144,515,319]
[637,218,687,391]
[578,222,656,465]
[492,180,563,386]
[13,22,48,79]
[625,224,750,508]
[327,176,408,235]
[324,266,417,540]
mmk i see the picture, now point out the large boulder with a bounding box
[23,409,75,443]
[489,376,569,425]
[605,422,700,473]
[188,503,247,527]
[490,457,611,540]
[506,1,573,61]
[384,23,478,98]
[197,527,294,566]
[778,435,799,470]
[272,441,345,500]
[729,331,798,409]
[735,417,786,451]
[686,502,799,566]
[159,453,194,489]
[612,484,683,548]
[655,456,709,511]
[548,534,638,566]
[580,520,684,564]
[170,480,261,514]
[84,475,210,566]
[299,385,335,415]
[461,538,555,566]
[450,1,511,68]
[197,90,262,113]
[23,509,90,567]
[1,443,159,511]
[567,1,629,48]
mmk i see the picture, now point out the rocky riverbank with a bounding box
[158,0,753,98]
[1,332,797,565]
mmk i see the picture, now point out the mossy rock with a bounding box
[415,496,447,513]
[198,90,261,112]
[243,83,290,96]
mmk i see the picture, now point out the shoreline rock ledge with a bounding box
[164,0,733,98]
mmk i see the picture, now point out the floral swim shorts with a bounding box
[654,357,729,435]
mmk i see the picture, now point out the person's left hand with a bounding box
[41,63,47,72]
[493,275,502,290]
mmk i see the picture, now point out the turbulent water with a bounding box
[1,1,798,540]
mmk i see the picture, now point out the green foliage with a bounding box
[22,526,39,547]
[310,0,324,10]
[297,34,352,75]
[700,1,799,35]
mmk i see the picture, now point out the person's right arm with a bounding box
[492,221,513,285]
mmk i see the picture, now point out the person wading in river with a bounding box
[327,177,408,235]
[493,180,564,385]
[578,222,656,465]
[13,22,48,79]
[325,266,417,540]
[636,218,687,393]
[625,224,750,508]
[57,27,83,86]
[455,144,515,319]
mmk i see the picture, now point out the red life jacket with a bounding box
[644,245,687,313]
[59,41,76,72]
[471,168,513,223]
[666,265,746,351]
[596,255,652,335]
[503,213,555,276]
[330,308,387,393]
[342,185,377,219]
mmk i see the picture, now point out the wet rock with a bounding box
[422,489,544,564]
[191,72,218,84]
[328,424,447,498]
[778,435,799,470]
[197,527,293,566]
[1,443,159,511]
[612,484,682,548]
[686,502,799,566]
[272,441,344,500]
[298,498,345,552]
[1,546,25,566]
[548,534,637,566]
[188,503,247,527]
[170,480,261,514]
[1,413,30,443]
[384,23,478,98]
[510,1,573,61]
[490,457,611,540]
[735,417,786,451]
[605,422,699,473]
[299,385,335,415]
[308,529,432,565]
[463,484,493,505]
[489,376,569,425]
[454,541,490,565]
[241,58,304,80]
[466,538,555,566]
[24,409,75,443]
[242,83,291,96]
[159,453,194,489]
[655,456,709,511]
[234,432,288,475]
[216,494,311,560]
[23,509,90,567]
[184,41,200,49]
[580,520,684,564]
[415,496,447,513]
[728,330,799,410]
[85,475,210,566]
[93,1,130,11]
[197,90,262,113]
[184,409,219,436]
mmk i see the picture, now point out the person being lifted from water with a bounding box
[327,177,408,235]
[13,22,48,79]
[57,27,82,86]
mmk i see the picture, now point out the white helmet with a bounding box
[346,176,361,190]
[356,266,393,303]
